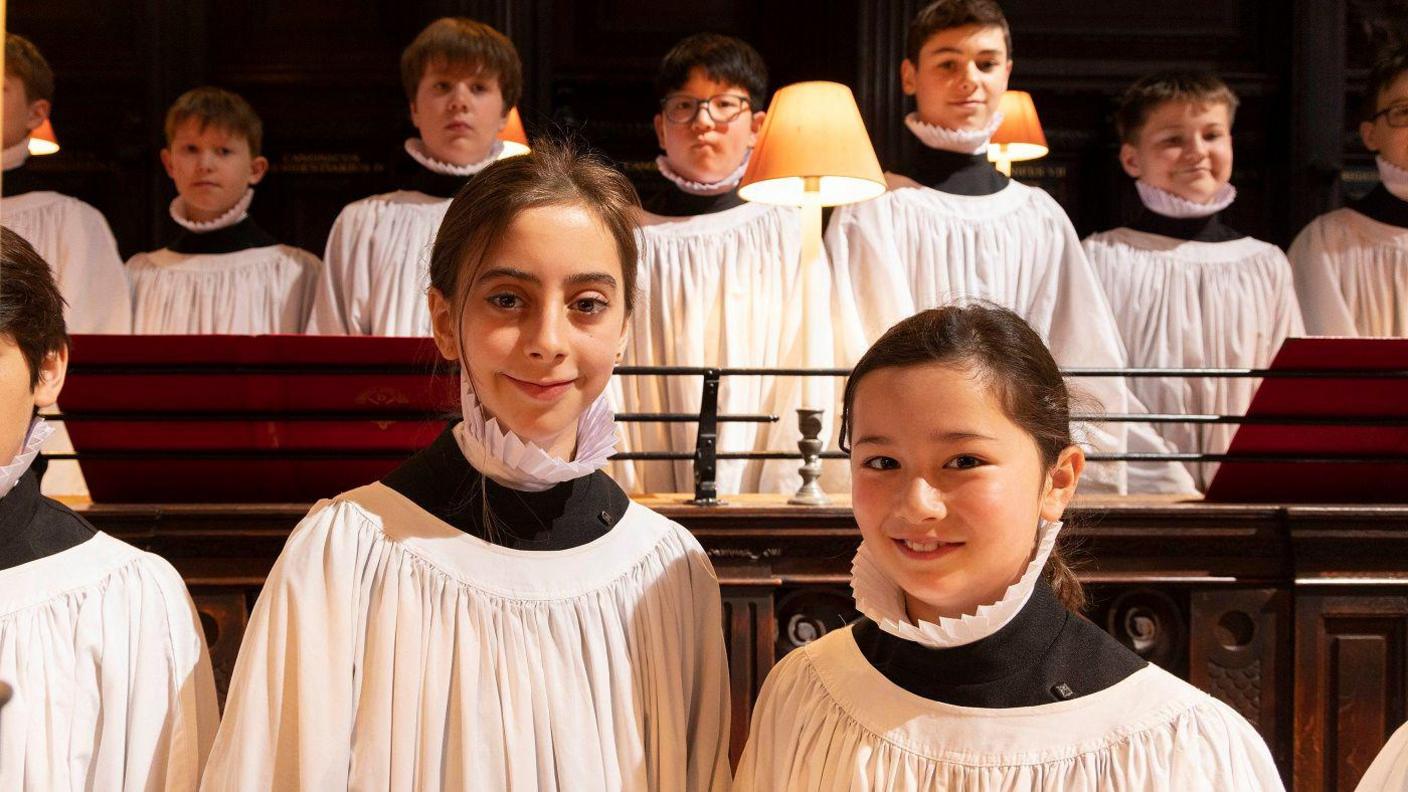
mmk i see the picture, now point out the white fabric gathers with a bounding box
[0,532,219,791]
[169,188,253,232]
[1379,156,1408,203]
[1357,720,1408,791]
[2,189,132,334]
[733,626,1284,791]
[1134,181,1237,218]
[203,482,732,791]
[307,191,450,336]
[825,180,1197,494]
[1289,204,1408,337]
[903,112,1003,155]
[609,201,836,494]
[1085,229,1305,488]
[127,244,322,334]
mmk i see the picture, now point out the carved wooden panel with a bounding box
[720,586,773,765]
[1295,592,1408,792]
[189,587,252,710]
[1190,588,1291,778]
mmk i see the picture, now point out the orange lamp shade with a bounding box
[497,107,530,157]
[739,81,885,207]
[28,119,59,156]
[989,91,1048,162]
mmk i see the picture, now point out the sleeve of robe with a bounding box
[201,501,358,791]
[306,204,369,335]
[57,201,133,334]
[677,545,733,792]
[1288,218,1361,336]
[1356,720,1408,792]
[823,194,919,367]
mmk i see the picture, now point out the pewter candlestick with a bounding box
[789,408,830,506]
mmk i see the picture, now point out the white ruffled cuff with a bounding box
[454,372,618,492]
[0,418,55,496]
[904,111,1004,156]
[404,137,504,177]
[2,138,30,172]
[170,187,254,232]
[851,518,1063,649]
[655,153,750,196]
[1135,180,1236,219]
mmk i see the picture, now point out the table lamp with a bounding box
[498,107,529,158]
[28,119,59,156]
[987,90,1047,177]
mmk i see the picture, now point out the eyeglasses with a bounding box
[1372,104,1408,128]
[660,93,752,125]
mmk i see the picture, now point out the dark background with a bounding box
[9,0,1408,259]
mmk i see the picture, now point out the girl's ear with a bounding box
[1040,445,1084,521]
[427,287,461,362]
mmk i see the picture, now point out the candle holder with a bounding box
[788,408,830,506]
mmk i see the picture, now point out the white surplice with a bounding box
[733,625,1284,791]
[825,176,1196,494]
[129,245,322,334]
[0,532,218,791]
[202,482,732,791]
[1289,206,1408,337]
[1085,229,1305,488]
[608,202,835,495]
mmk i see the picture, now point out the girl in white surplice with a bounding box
[204,141,732,792]
[735,304,1283,791]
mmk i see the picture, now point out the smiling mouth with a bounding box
[502,374,575,401]
[893,538,964,560]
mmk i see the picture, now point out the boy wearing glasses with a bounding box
[1290,43,1408,336]
[611,33,835,495]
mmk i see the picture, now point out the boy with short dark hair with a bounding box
[1084,71,1304,489]
[1290,44,1408,336]
[2,33,130,334]
[0,228,217,790]
[823,0,1194,494]
[610,33,836,495]
[126,86,322,334]
[307,17,522,336]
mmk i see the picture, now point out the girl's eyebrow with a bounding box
[474,268,618,290]
[852,434,892,447]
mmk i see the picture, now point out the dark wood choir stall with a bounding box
[73,493,1408,792]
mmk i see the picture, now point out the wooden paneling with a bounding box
[1295,592,1408,792]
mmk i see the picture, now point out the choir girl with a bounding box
[823,0,1194,494]
[1083,72,1304,489]
[127,87,322,334]
[307,17,522,336]
[203,141,732,791]
[610,33,832,495]
[733,304,1284,791]
[0,229,218,791]
[1290,43,1408,337]
[1,33,130,335]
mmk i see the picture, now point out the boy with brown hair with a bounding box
[126,86,322,334]
[1290,43,1408,337]
[823,0,1194,494]
[1,33,130,334]
[0,229,218,790]
[1084,71,1304,489]
[307,16,522,336]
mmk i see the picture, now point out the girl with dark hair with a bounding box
[735,304,1282,791]
[205,142,732,791]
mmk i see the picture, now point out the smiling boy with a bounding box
[610,33,834,495]
[1083,72,1304,489]
[1290,43,1408,337]
[823,0,1194,494]
[126,87,322,334]
[307,17,522,337]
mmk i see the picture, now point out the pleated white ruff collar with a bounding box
[1135,180,1237,219]
[453,371,618,492]
[170,187,254,232]
[655,153,750,196]
[2,139,30,171]
[851,518,1063,649]
[405,137,503,177]
[904,111,1004,155]
[1378,156,1408,202]
[0,418,54,496]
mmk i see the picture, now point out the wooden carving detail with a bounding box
[773,587,860,659]
[189,589,251,710]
